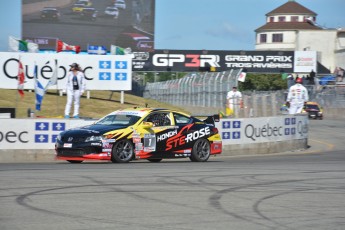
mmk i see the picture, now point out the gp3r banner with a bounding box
[132,50,297,73]
[0,52,132,90]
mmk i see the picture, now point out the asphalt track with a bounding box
[0,119,344,230]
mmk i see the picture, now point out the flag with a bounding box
[34,65,45,111]
[238,72,247,82]
[56,40,81,53]
[45,59,58,90]
[17,59,25,98]
[110,45,131,55]
[281,73,288,80]
[87,45,107,55]
[9,36,39,53]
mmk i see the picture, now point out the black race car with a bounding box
[55,108,222,163]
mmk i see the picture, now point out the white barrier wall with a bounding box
[215,115,308,144]
[0,119,95,149]
[0,52,132,90]
[0,115,308,151]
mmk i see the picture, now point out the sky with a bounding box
[1,0,345,52]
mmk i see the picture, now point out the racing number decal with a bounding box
[144,134,156,152]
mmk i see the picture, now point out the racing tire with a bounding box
[147,159,162,163]
[111,140,134,163]
[189,139,210,162]
[67,160,83,163]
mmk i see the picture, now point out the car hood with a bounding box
[62,124,126,136]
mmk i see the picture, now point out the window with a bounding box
[260,34,267,43]
[145,112,171,127]
[291,16,299,22]
[173,113,191,126]
[278,16,286,22]
[269,17,274,22]
[272,33,283,43]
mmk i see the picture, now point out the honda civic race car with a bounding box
[55,108,222,163]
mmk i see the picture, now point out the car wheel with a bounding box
[67,160,83,163]
[111,140,134,163]
[147,159,162,163]
[189,139,210,162]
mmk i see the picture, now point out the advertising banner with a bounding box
[133,50,296,73]
[0,52,132,90]
[216,115,308,144]
[294,51,317,73]
[0,119,94,149]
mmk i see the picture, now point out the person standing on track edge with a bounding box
[286,77,309,115]
[64,63,86,119]
[226,86,242,117]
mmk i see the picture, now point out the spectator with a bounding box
[335,67,344,82]
[286,77,309,114]
[287,73,295,89]
[64,63,86,119]
[308,69,316,85]
[226,86,242,117]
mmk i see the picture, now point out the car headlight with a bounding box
[85,135,104,142]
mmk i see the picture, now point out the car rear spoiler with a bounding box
[194,114,220,126]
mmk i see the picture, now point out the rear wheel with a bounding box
[147,159,162,163]
[111,140,134,163]
[189,139,210,162]
[67,160,83,163]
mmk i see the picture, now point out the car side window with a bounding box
[173,113,191,126]
[145,113,171,127]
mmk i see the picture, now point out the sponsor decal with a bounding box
[102,142,112,152]
[143,134,156,152]
[166,125,210,151]
[157,129,177,142]
[63,143,72,148]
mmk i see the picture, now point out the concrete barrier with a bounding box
[0,115,309,163]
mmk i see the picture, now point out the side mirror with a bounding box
[142,121,153,129]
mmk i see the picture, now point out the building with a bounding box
[255,0,345,75]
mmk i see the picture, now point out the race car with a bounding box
[302,101,323,119]
[55,108,222,163]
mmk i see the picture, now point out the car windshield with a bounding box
[306,104,320,110]
[95,114,141,126]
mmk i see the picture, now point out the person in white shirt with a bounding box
[64,63,86,119]
[286,77,309,114]
[226,86,242,116]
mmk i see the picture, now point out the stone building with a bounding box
[255,0,345,74]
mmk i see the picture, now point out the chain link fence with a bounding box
[143,70,345,118]
[143,69,241,108]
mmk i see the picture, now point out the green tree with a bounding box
[239,73,287,91]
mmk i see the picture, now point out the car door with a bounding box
[136,111,178,158]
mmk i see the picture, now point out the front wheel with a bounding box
[111,140,134,163]
[189,139,210,162]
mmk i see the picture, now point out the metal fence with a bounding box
[143,70,241,108]
[143,70,345,117]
